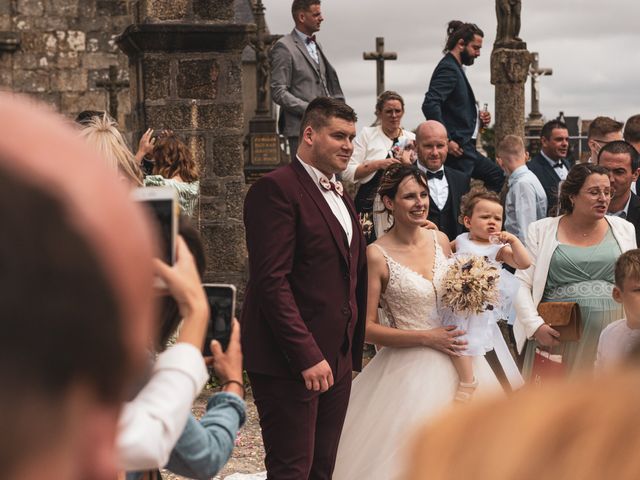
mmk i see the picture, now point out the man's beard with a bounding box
[460,48,475,66]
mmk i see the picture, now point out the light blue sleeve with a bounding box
[164,392,246,480]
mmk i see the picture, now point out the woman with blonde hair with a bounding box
[145,130,200,217]
[79,114,144,186]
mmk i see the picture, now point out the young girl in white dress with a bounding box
[448,187,530,401]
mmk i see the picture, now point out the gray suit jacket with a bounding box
[270,30,345,138]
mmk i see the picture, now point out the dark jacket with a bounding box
[422,53,477,148]
[526,153,571,215]
[427,167,471,241]
[241,158,367,380]
[625,192,640,247]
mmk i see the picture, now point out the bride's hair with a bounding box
[377,164,429,230]
[458,186,501,225]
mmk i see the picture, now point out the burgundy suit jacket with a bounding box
[241,158,367,380]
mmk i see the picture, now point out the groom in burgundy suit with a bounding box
[241,97,367,479]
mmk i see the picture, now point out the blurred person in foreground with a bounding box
[404,365,640,480]
[122,219,246,480]
[0,93,155,479]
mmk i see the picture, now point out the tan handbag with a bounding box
[537,302,582,342]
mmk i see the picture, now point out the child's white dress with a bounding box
[444,233,524,387]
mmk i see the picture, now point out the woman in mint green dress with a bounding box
[515,164,637,379]
[144,131,200,217]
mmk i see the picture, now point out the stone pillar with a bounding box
[490,48,532,148]
[117,1,255,288]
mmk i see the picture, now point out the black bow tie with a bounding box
[427,170,444,180]
[306,35,316,44]
[553,162,564,169]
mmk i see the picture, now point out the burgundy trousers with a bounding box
[248,369,352,480]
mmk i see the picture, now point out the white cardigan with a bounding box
[514,215,637,352]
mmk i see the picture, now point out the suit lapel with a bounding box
[291,31,321,75]
[292,159,349,263]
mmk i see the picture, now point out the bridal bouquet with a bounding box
[441,254,499,315]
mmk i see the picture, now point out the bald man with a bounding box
[0,93,156,480]
[414,120,470,240]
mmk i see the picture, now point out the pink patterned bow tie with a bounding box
[319,176,343,196]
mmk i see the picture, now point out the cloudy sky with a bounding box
[262,0,640,133]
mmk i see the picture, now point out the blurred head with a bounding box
[596,140,639,205]
[375,91,405,136]
[152,131,200,183]
[459,187,502,241]
[378,164,429,231]
[299,97,357,177]
[79,114,143,187]
[444,20,484,66]
[559,163,610,218]
[588,116,624,161]
[404,368,640,480]
[415,120,448,171]
[496,135,526,174]
[540,120,569,161]
[292,0,322,35]
[0,93,155,480]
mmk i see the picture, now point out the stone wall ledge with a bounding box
[117,23,255,57]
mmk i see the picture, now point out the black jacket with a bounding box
[426,166,471,241]
[526,153,570,215]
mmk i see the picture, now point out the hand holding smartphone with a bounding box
[132,186,178,265]
[203,284,236,355]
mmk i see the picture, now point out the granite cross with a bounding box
[363,37,397,97]
[96,65,129,121]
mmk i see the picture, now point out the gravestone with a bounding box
[117,0,255,288]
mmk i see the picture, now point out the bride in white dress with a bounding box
[332,165,501,480]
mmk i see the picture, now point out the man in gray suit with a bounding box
[271,0,345,156]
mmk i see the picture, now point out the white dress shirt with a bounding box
[540,150,569,181]
[117,343,209,469]
[607,193,632,219]
[298,156,353,244]
[416,161,448,210]
[294,28,319,63]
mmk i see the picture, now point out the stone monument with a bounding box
[491,0,531,147]
[117,0,255,288]
[244,0,285,184]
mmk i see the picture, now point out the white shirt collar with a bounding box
[540,150,565,168]
[297,155,336,185]
[294,28,313,43]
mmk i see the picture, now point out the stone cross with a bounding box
[528,52,553,121]
[250,0,280,118]
[95,65,129,120]
[363,37,397,97]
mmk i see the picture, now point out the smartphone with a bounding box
[132,186,178,265]
[203,284,236,355]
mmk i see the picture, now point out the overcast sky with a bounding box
[262,0,640,133]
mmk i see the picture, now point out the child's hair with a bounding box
[458,186,501,225]
[615,249,640,289]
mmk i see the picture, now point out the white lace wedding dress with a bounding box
[331,233,501,480]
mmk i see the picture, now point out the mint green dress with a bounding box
[522,228,623,378]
